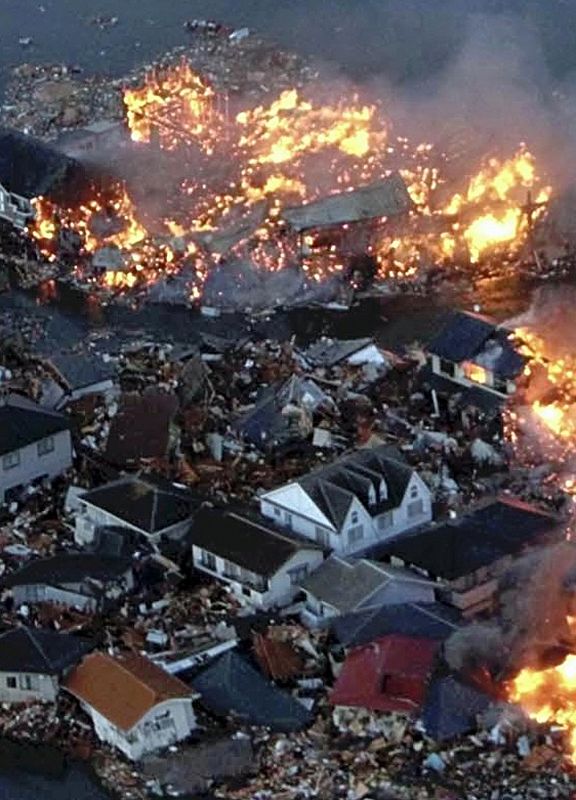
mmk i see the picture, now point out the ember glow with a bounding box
[509,654,576,761]
[27,61,552,300]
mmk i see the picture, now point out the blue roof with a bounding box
[193,651,312,732]
[332,602,462,647]
[421,676,491,740]
[427,311,525,379]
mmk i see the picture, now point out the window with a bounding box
[284,512,293,529]
[407,499,424,519]
[439,358,455,377]
[348,525,364,544]
[493,375,508,394]
[315,527,330,548]
[273,506,281,517]
[350,510,359,525]
[224,560,240,578]
[19,675,38,691]
[6,677,16,689]
[2,451,20,471]
[378,511,393,530]
[200,550,216,571]
[410,484,419,499]
[287,565,309,586]
[242,586,252,597]
[37,437,55,457]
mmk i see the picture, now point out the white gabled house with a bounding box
[65,651,196,761]
[190,508,324,609]
[259,445,432,556]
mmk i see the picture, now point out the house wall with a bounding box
[11,569,134,612]
[83,697,195,761]
[75,500,191,547]
[0,671,58,703]
[429,354,516,397]
[0,429,72,504]
[261,473,432,557]
[192,545,324,610]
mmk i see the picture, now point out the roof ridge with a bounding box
[226,512,301,549]
[111,653,159,703]
[409,603,459,630]
[24,627,52,670]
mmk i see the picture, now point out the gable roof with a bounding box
[2,554,131,589]
[427,311,525,379]
[421,676,492,740]
[191,508,319,577]
[301,556,432,615]
[193,650,312,731]
[0,627,93,674]
[104,391,179,467]
[48,351,117,391]
[0,394,71,455]
[80,475,197,534]
[329,635,439,713]
[382,498,559,580]
[295,445,415,529]
[332,602,462,648]
[282,174,413,231]
[65,652,192,731]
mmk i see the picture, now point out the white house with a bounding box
[0,627,93,704]
[190,508,324,609]
[300,555,436,626]
[0,394,73,505]
[0,183,33,229]
[75,475,198,548]
[424,310,526,402]
[259,445,432,557]
[65,651,196,760]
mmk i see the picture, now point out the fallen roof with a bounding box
[191,508,319,577]
[80,475,197,534]
[330,634,439,713]
[282,174,413,231]
[302,338,375,367]
[0,394,71,455]
[104,390,179,467]
[332,602,462,647]
[421,676,492,740]
[301,556,432,615]
[65,651,192,731]
[48,351,117,391]
[426,311,525,379]
[193,650,312,731]
[2,553,131,588]
[0,627,93,674]
[382,498,559,580]
[252,632,303,681]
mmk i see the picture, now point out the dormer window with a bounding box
[380,480,388,500]
[368,486,377,505]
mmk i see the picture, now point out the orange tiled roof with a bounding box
[65,651,192,731]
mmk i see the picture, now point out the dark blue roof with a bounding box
[427,311,525,379]
[421,676,491,740]
[381,498,559,580]
[193,651,312,732]
[332,602,462,647]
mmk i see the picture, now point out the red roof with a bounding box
[329,635,439,713]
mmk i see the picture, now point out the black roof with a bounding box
[0,627,93,675]
[49,351,117,391]
[0,128,87,200]
[427,311,525,379]
[422,676,492,741]
[2,554,131,588]
[80,475,198,534]
[381,498,559,580]
[0,394,71,456]
[191,508,318,577]
[298,445,414,529]
[332,602,462,647]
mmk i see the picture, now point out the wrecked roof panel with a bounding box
[282,174,413,231]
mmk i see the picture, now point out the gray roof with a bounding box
[0,627,93,675]
[48,351,117,392]
[302,338,375,367]
[301,556,432,614]
[298,445,415,529]
[282,174,413,231]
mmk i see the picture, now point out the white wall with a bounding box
[75,498,191,547]
[12,568,134,612]
[430,354,516,396]
[0,429,72,504]
[0,671,58,703]
[192,545,323,610]
[85,697,195,760]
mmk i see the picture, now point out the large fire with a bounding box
[509,653,576,762]
[27,61,552,300]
